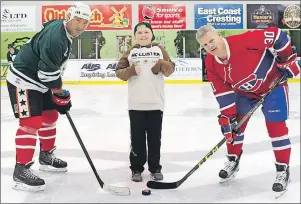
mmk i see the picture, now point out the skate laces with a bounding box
[275,171,287,183]
[223,161,237,172]
[50,153,61,164]
[23,169,39,180]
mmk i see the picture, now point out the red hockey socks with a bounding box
[38,110,58,151]
[266,121,290,164]
[16,116,42,164]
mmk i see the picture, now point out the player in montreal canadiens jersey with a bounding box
[196,25,300,195]
[5,2,92,192]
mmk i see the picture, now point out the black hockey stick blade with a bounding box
[147,181,179,189]
[66,112,131,196]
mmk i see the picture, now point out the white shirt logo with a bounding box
[64,47,69,57]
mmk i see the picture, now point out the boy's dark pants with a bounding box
[129,110,163,173]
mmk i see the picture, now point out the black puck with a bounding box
[142,189,151,195]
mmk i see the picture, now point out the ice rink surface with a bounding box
[1,83,300,203]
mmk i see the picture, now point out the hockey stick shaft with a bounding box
[147,75,286,189]
[66,111,105,187]
[234,75,285,132]
[184,76,285,181]
[66,111,131,196]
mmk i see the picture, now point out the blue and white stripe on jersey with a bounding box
[253,49,275,81]
[215,90,236,112]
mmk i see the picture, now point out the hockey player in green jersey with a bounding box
[6,2,92,192]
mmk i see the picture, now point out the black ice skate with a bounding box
[131,171,142,182]
[273,162,291,198]
[13,161,45,192]
[151,170,163,181]
[219,150,243,183]
[39,146,67,172]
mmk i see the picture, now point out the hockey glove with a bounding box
[276,53,300,78]
[218,115,240,144]
[151,59,175,77]
[151,60,162,75]
[52,89,72,115]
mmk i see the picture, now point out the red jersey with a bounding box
[205,27,296,118]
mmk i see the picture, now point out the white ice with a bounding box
[1,83,300,203]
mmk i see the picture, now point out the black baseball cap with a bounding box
[134,22,155,41]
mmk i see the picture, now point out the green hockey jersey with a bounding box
[6,20,72,93]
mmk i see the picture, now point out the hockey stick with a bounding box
[147,75,286,190]
[66,111,131,196]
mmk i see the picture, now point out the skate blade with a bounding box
[274,178,290,199]
[219,172,237,184]
[13,182,45,192]
[39,165,67,172]
[275,188,288,199]
[274,179,290,199]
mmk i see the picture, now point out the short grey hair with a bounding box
[196,24,217,42]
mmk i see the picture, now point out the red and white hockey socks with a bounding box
[38,110,58,151]
[15,116,42,164]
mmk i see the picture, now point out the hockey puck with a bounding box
[142,189,151,195]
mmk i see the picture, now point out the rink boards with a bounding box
[1,58,300,85]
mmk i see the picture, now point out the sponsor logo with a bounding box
[174,59,189,66]
[15,78,21,84]
[139,4,186,29]
[131,52,161,58]
[194,4,243,29]
[173,60,201,74]
[197,7,242,24]
[251,5,274,26]
[1,7,36,32]
[80,62,117,79]
[268,109,281,113]
[42,5,132,30]
[281,5,301,28]
[81,62,101,71]
[105,62,117,71]
[142,5,155,20]
[1,8,28,20]
[43,8,67,22]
